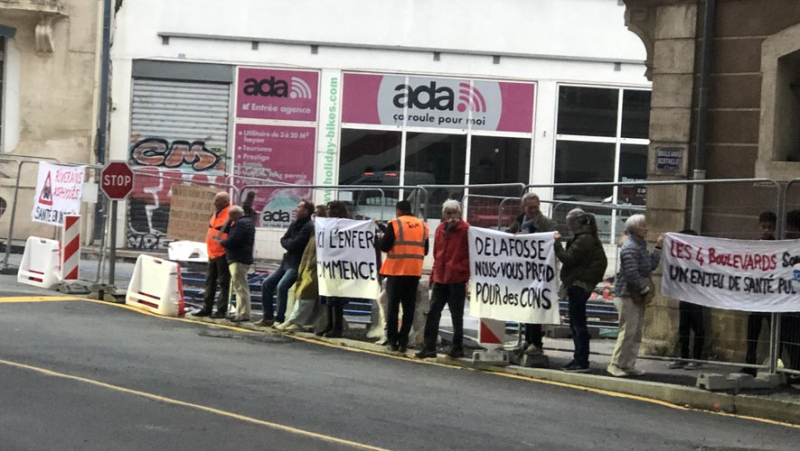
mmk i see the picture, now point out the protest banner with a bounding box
[315,217,380,300]
[167,185,218,242]
[662,232,800,312]
[468,227,560,324]
[31,162,86,226]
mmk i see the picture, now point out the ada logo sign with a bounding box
[38,172,54,206]
[377,75,501,130]
[392,81,486,113]
[243,76,314,99]
[235,67,319,122]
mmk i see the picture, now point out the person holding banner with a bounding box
[667,230,706,370]
[510,192,555,356]
[316,201,359,338]
[376,200,429,353]
[416,200,470,359]
[255,200,315,327]
[194,192,232,319]
[607,214,663,377]
[553,208,607,372]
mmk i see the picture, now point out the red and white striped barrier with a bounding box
[472,318,510,365]
[61,215,81,281]
[478,318,506,349]
[17,237,61,289]
[125,254,185,317]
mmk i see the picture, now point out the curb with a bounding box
[180,314,800,427]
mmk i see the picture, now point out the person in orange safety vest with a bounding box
[376,200,429,353]
[193,192,232,319]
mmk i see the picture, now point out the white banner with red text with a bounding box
[662,232,800,312]
[31,162,85,226]
[468,227,560,324]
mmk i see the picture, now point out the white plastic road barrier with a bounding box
[61,215,81,280]
[472,318,510,365]
[126,254,185,317]
[168,240,208,263]
[17,237,61,289]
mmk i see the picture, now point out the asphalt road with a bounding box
[1,297,798,451]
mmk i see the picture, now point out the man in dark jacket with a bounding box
[219,206,255,322]
[416,200,470,359]
[509,192,555,356]
[255,199,314,327]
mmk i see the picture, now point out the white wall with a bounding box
[114,0,645,62]
[110,0,650,161]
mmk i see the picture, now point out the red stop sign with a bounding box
[101,161,135,200]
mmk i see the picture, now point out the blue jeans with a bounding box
[261,265,297,322]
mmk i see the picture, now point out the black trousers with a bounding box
[202,255,231,314]
[781,313,800,370]
[386,276,420,347]
[567,286,591,366]
[745,312,771,365]
[525,323,543,348]
[678,301,705,360]
[423,282,466,352]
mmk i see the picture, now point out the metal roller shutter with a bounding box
[127,78,231,250]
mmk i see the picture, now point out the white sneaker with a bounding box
[626,367,646,377]
[607,364,629,377]
[524,344,544,356]
[283,323,303,332]
[273,321,290,331]
[684,362,702,370]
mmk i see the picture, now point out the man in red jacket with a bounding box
[416,200,470,359]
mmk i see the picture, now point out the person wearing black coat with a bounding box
[219,206,255,322]
[255,199,315,327]
[554,208,607,372]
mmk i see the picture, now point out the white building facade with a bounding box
[109,0,650,260]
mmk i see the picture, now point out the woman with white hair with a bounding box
[607,214,664,377]
[553,208,607,372]
[416,199,470,359]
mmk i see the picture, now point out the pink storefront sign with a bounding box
[233,124,315,227]
[341,73,535,133]
[235,68,319,122]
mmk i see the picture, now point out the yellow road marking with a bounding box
[0,357,388,451]
[4,295,799,429]
[0,296,78,303]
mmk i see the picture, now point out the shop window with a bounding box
[339,129,402,219]
[554,85,651,243]
[554,141,615,202]
[467,136,531,228]
[469,136,530,186]
[621,90,651,139]
[405,133,467,215]
[557,86,619,137]
[339,129,402,185]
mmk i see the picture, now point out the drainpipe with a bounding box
[689,0,716,233]
[93,0,112,241]
[85,0,104,245]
